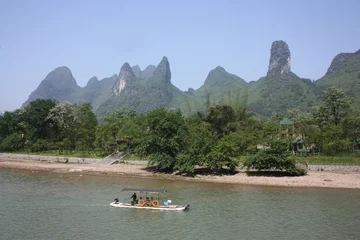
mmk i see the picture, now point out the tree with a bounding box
[314,87,353,126]
[261,119,279,143]
[321,124,352,155]
[0,110,25,142]
[102,108,137,123]
[94,122,117,154]
[137,108,188,170]
[177,112,248,174]
[74,103,98,150]
[22,99,57,142]
[0,133,26,152]
[225,130,258,155]
[117,118,142,150]
[46,102,76,148]
[342,116,360,150]
[302,124,322,152]
[286,109,312,140]
[206,134,238,172]
[175,121,217,174]
[94,109,139,154]
[206,104,236,135]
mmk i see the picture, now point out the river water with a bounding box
[1,168,359,240]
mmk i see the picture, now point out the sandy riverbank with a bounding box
[1,159,360,189]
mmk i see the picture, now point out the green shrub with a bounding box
[243,139,306,176]
[0,133,26,152]
[29,139,51,152]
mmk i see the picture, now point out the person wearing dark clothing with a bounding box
[145,197,151,206]
[131,193,137,205]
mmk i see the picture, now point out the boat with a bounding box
[110,188,190,211]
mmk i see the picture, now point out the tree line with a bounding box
[0,87,359,175]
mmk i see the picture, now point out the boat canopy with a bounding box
[121,188,166,194]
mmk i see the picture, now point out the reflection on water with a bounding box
[0,168,359,240]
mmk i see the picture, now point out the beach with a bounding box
[1,157,360,189]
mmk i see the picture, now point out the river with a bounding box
[1,168,359,240]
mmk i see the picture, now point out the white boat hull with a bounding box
[110,202,189,211]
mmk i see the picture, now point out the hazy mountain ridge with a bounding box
[96,57,187,115]
[25,66,81,104]
[132,65,156,79]
[81,74,118,110]
[23,41,360,116]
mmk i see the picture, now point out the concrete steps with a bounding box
[94,152,129,166]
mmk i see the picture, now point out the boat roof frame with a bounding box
[121,188,167,194]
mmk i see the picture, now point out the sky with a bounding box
[0,0,359,112]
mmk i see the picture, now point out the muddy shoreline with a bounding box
[1,158,360,189]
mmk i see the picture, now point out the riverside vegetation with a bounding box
[1,86,360,176]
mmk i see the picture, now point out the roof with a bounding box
[121,188,166,194]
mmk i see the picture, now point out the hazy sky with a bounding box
[0,0,359,112]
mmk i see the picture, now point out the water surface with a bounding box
[1,168,359,240]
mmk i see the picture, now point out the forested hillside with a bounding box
[23,41,360,117]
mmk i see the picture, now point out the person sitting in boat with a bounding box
[114,198,119,204]
[130,193,137,205]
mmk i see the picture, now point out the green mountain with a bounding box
[23,41,360,117]
[181,66,248,114]
[25,66,81,104]
[195,66,247,97]
[188,41,317,117]
[247,41,316,116]
[80,74,118,110]
[24,66,117,109]
[315,49,360,112]
[247,72,316,116]
[96,57,187,115]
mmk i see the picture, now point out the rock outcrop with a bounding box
[152,56,171,82]
[326,50,360,75]
[248,40,316,117]
[112,63,136,96]
[268,40,291,74]
[43,66,78,87]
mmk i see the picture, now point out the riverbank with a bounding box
[1,158,360,189]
